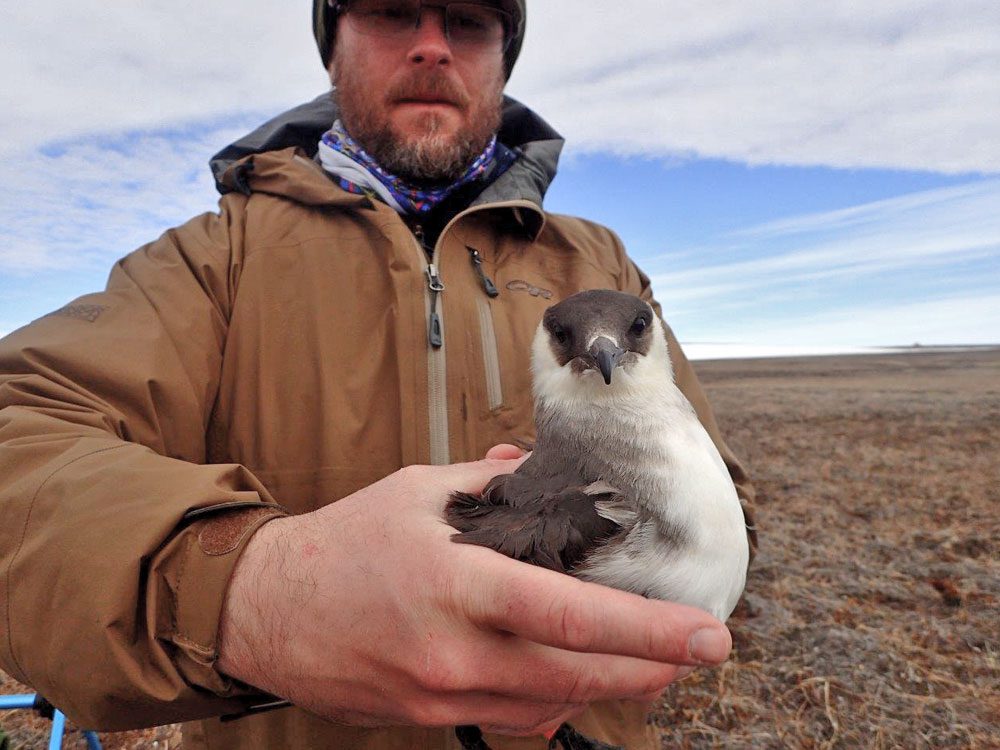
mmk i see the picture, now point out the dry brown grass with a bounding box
[652,348,1000,748]
[3,348,998,748]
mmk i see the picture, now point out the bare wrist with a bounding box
[217,515,295,689]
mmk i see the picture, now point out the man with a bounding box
[0,2,756,748]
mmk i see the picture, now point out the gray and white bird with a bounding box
[447,289,749,750]
[448,288,749,617]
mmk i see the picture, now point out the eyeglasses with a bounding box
[330,0,513,52]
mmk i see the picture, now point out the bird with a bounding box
[446,289,750,750]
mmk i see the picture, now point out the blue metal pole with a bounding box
[0,694,37,710]
[48,709,66,750]
[0,694,101,749]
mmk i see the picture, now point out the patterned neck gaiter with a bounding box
[317,120,516,214]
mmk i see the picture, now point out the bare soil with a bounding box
[3,348,998,748]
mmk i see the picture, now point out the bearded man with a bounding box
[0,2,757,749]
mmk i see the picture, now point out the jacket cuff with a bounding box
[151,503,288,696]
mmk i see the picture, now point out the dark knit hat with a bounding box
[313,0,526,79]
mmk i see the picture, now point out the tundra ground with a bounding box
[3,348,998,749]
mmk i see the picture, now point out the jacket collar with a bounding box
[211,93,563,234]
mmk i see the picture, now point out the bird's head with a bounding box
[531,290,671,401]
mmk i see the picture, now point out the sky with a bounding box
[2,1,998,358]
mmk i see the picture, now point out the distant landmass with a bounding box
[683,342,1000,361]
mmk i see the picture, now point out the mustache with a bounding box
[386,72,471,108]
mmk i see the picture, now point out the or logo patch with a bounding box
[506,280,553,299]
[45,304,106,323]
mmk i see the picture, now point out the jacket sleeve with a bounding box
[616,248,759,564]
[0,196,288,729]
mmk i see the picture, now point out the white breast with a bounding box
[575,396,749,621]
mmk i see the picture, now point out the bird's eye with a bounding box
[630,317,648,335]
[552,325,568,344]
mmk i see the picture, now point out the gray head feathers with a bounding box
[531,289,674,406]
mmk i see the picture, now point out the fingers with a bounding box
[293,681,582,736]
[451,636,683,705]
[477,701,585,738]
[399,692,584,737]
[483,443,528,460]
[464,552,731,667]
[402,454,529,501]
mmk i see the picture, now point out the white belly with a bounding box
[576,415,750,621]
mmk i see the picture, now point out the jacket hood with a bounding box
[209,92,564,211]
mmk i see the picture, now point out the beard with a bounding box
[332,54,504,183]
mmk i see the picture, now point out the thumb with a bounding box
[446,453,528,495]
[484,443,528,461]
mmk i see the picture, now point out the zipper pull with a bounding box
[413,223,432,256]
[426,263,445,293]
[467,247,499,298]
[426,264,444,348]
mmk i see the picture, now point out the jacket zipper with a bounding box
[413,202,537,466]
[467,247,503,410]
[425,263,444,348]
[412,224,450,465]
[467,247,499,298]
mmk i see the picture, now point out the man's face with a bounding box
[330,2,507,182]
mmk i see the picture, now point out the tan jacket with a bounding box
[0,140,755,749]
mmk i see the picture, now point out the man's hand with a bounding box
[217,448,731,736]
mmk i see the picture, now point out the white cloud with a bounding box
[648,180,1000,300]
[2,2,999,172]
[514,1,1000,173]
[644,180,1000,347]
[2,3,998,353]
[0,2,327,159]
[0,121,255,273]
[729,181,1000,240]
[730,292,1000,349]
